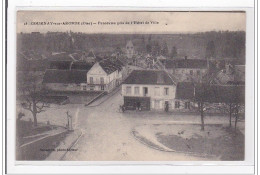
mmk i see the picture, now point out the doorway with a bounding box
[165,101,169,112]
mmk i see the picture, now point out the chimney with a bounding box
[157,72,164,84]
[184,56,188,60]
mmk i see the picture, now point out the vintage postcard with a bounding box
[15,11,247,161]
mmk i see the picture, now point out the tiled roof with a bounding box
[71,61,93,71]
[49,60,72,70]
[99,59,123,74]
[165,59,208,69]
[234,65,245,82]
[164,59,176,69]
[123,70,175,85]
[195,84,245,104]
[176,83,245,104]
[43,69,87,84]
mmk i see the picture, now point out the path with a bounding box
[62,91,210,161]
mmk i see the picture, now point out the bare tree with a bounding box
[17,71,49,127]
[194,84,209,131]
[221,85,244,129]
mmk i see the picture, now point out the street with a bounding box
[17,88,244,161]
[61,90,230,161]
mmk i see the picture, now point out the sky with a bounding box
[17,11,246,34]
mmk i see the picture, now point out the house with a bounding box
[42,69,88,91]
[211,64,245,85]
[175,82,245,112]
[84,50,96,64]
[234,65,245,84]
[164,57,208,82]
[194,84,245,104]
[86,59,124,92]
[122,70,176,111]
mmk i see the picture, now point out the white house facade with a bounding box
[122,70,177,111]
[87,60,124,92]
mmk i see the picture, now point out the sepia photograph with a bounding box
[15,11,246,161]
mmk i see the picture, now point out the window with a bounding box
[134,87,140,95]
[185,102,190,109]
[190,70,193,75]
[143,87,148,96]
[175,101,180,108]
[100,77,104,84]
[197,70,200,75]
[90,85,94,90]
[154,87,160,96]
[101,85,105,91]
[82,85,87,91]
[90,77,93,84]
[126,86,131,95]
[164,88,169,96]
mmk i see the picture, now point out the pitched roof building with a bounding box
[70,61,94,71]
[194,84,245,104]
[43,69,87,84]
[122,70,176,111]
[163,58,208,82]
[87,59,125,92]
[124,70,175,85]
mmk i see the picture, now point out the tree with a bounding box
[223,85,245,130]
[161,41,169,57]
[196,84,245,130]
[17,71,49,127]
[194,83,210,131]
[193,70,213,131]
[205,40,216,58]
[170,46,177,58]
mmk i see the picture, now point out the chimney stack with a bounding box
[185,56,188,60]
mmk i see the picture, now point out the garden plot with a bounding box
[134,124,244,160]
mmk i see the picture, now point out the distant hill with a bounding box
[17,31,245,64]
